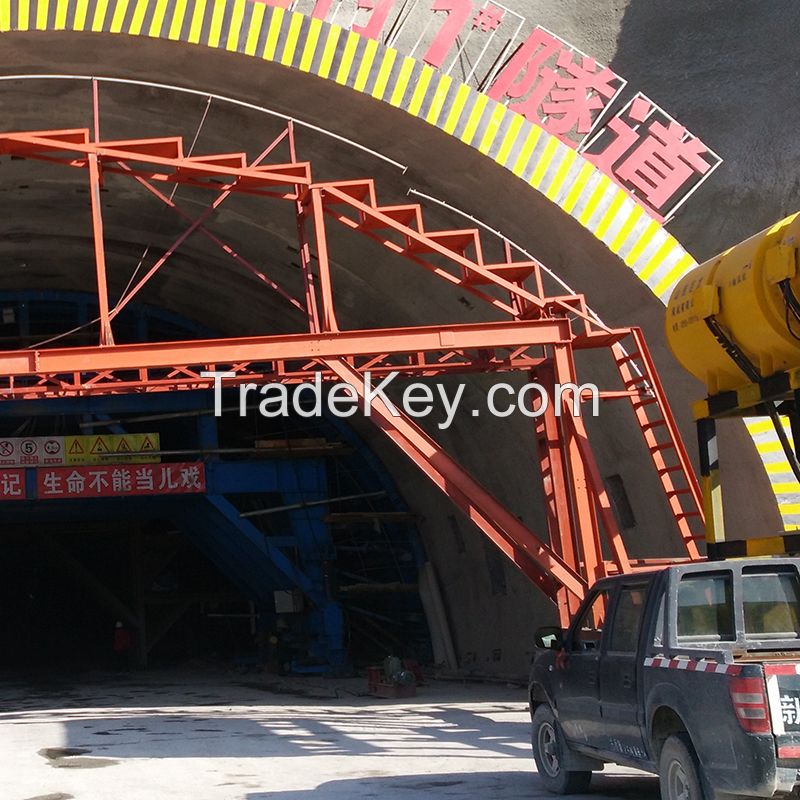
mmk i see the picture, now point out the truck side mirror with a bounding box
[534,626,564,650]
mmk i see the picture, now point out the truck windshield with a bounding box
[743,568,800,639]
[677,573,734,641]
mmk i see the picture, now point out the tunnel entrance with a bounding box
[0,109,705,678]
[0,517,251,671]
[0,292,432,674]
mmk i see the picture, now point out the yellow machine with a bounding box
[666,212,800,557]
[666,212,800,395]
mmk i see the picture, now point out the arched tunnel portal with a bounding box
[0,8,785,676]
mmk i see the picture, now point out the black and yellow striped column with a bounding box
[698,417,724,560]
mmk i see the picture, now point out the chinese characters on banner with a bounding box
[253,0,721,222]
[0,468,26,500]
[36,463,205,500]
[388,0,523,82]
[289,0,524,82]
[487,27,625,145]
[581,93,722,221]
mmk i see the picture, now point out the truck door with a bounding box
[598,583,649,760]
[557,588,609,748]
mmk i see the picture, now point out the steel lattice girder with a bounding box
[0,319,584,398]
[0,122,704,610]
[0,129,311,194]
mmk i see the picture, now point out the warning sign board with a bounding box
[0,437,65,467]
[36,462,204,499]
[0,434,160,466]
[0,468,26,500]
[64,434,160,465]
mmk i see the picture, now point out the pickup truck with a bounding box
[530,558,800,799]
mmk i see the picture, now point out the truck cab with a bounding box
[530,558,800,799]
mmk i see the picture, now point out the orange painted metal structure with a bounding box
[0,120,704,622]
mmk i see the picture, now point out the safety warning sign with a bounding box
[0,437,65,467]
[0,433,160,466]
[64,434,160,465]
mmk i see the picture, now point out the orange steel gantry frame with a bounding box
[0,122,704,622]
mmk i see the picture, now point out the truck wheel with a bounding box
[531,704,592,795]
[659,734,707,800]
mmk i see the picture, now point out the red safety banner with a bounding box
[36,462,205,499]
[0,468,26,500]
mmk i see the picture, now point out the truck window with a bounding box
[743,568,800,639]
[609,586,647,652]
[571,589,609,652]
[677,572,734,641]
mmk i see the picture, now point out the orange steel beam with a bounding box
[0,130,312,192]
[0,319,571,378]
[531,362,582,624]
[552,341,632,578]
[0,353,550,399]
[564,409,632,575]
[288,122,322,333]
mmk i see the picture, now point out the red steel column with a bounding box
[552,342,606,585]
[532,363,582,624]
[88,151,113,346]
[288,122,321,333]
[310,187,339,332]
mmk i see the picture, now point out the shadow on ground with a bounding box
[245,771,660,799]
[2,674,532,761]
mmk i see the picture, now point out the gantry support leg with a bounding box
[531,363,582,625]
[552,343,632,583]
[323,357,587,605]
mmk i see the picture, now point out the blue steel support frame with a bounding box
[281,457,347,671]
[0,293,426,671]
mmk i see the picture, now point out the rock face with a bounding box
[0,0,792,674]
[407,0,799,259]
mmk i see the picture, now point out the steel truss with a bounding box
[0,117,704,620]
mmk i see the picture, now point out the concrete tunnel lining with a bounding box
[0,23,782,674]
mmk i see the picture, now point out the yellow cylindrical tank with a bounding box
[666,212,800,395]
